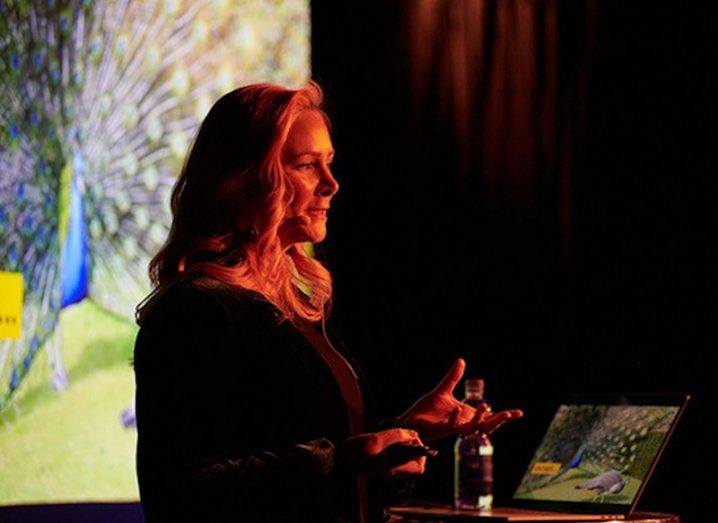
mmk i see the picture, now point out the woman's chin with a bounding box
[308,224,327,243]
[308,231,327,244]
[288,230,326,247]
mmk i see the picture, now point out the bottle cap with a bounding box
[465,378,485,397]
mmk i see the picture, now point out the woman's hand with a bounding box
[336,428,429,479]
[396,358,523,442]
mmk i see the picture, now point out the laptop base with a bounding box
[386,505,626,521]
[489,507,625,521]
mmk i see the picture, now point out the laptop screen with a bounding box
[513,403,681,507]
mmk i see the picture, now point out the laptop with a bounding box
[388,393,689,521]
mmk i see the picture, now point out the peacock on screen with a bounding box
[0,0,310,505]
[513,404,680,505]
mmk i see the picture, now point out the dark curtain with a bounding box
[404,0,595,260]
[391,0,599,505]
[312,2,711,521]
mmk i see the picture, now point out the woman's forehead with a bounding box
[284,111,333,155]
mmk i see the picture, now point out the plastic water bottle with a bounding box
[454,378,493,510]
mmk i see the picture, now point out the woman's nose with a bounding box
[318,165,339,196]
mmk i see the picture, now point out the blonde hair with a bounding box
[141,82,333,324]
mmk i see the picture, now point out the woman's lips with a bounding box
[307,208,328,218]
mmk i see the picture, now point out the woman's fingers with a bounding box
[380,441,434,468]
[452,407,521,436]
[453,401,489,428]
[390,456,426,476]
[435,358,466,394]
[449,405,462,428]
[368,428,421,453]
[381,428,421,446]
[479,409,524,434]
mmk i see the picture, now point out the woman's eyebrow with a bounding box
[292,149,335,158]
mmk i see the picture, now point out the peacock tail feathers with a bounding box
[0,0,310,411]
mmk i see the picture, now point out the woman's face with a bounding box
[278,110,339,248]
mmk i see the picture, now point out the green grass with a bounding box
[0,300,139,505]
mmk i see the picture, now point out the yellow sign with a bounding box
[531,461,562,475]
[0,271,23,340]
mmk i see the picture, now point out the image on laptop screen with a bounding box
[513,404,680,505]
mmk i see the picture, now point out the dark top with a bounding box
[293,317,364,435]
[133,274,410,522]
[292,316,369,523]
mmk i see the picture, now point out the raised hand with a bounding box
[396,358,523,442]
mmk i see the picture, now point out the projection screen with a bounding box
[0,0,310,504]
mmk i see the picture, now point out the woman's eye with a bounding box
[296,162,315,170]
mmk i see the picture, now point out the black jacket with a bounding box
[134,274,408,522]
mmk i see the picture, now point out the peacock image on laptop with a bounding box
[514,403,680,505]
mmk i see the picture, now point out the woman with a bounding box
[133,82,522,522]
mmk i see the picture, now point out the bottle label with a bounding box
[455,452,493,507]
[479,443,494,456]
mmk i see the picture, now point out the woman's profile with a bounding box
[133,81,522,522]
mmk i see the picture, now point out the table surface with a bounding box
[385,504,679,523]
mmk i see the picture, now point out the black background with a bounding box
[312,2,714,522]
